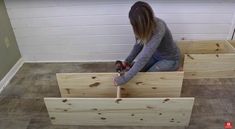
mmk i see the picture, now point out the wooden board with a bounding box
[183,53,235,79]
[177,40,234,54]
[57,72,184,98]
[177,40,235,66]
[227,40,235,51]
[44,97,194,126]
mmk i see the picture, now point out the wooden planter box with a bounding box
[177,40,235,79]
[45,72,194,126]
[44,40,235,126]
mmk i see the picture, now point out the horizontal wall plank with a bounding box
[14,24,230,38]
[14,25,132,37]
[7,4,235,19]
[10,14,233,28]
[5,0,235,11]
[44,97,194,126]
[17,35,135,46]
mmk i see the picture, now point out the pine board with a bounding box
[44,97,194,126]
[57,72,184,97]
[183,53,235,79]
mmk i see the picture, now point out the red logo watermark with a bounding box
[224,121,233,129]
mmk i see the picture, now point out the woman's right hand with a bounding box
[123,61,131,71]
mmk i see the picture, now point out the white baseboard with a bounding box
[0,58,24,93]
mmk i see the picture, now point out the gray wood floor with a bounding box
[0,63,234,129]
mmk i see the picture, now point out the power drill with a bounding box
[115,60,132,75]
[115,60,125,73]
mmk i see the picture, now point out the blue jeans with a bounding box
[140,57,179,72]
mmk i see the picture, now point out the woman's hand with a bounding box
[123,61,131,71]
[113,72,127,86]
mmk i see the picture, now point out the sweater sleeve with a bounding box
[125,41,143,64]
[115,21,166,85]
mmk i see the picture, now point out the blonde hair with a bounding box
[129,1,156,44]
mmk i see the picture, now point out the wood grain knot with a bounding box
[170,118,175,122]
[91,76,96,79]
[62,99,67,103]
[140,118,143,121]
[152,87,157,89]
[163,98,170,103]
[89,82,100,87]
[92,108,98,111]
[115,99,122,104]
[216,43,220,47]
[50,117,56,120]
[146,106,154,109]
[131,114,135,116]
[121,88,125,91]
[65,88,70,94]
[100,117,106,120]
[159,113,162,115]
[136,82,143,85]
[187,54,194,60]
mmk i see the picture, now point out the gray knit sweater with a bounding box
[115,17,180,85]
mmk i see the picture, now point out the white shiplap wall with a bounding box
[4,0,235,62]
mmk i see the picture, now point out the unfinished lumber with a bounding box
[44,97,194,126]
[183,53,235,79]
[177,40,235,66]
[227,40,235,51]
[57,72,184,98]
[177,40,234,55]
